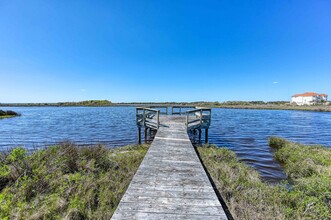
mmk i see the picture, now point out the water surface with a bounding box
[1,106,330,182]
[206,109,331,182]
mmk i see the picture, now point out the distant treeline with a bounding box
[1,100,331,113]
[3,100,330,108]
[218,101,289,105]
[58,100,112,106]
[118,101,290,106]
[0,100,113,107]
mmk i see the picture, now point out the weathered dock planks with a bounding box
[112,115,227,219]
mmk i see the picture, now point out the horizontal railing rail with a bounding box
[136,107,160,129]
[148,106,168,115]
[171,106,196,115]
[137,106,210,130]
[185,108,211,130]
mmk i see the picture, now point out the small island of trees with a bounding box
[0,110,21,119]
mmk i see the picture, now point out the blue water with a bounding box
[1,107,330,182]
[0,107,137,150]
[208,109,331,182]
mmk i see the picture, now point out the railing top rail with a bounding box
[172,105,196,108]
[185,108,203,114]
[148,105,168,108]
[136,107,160,111]
[194,107,212,110]
[142,107,160,112]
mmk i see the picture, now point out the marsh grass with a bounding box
[0,143,148,219]
[197,145,286,220]
[198,139,331,220]
[269,137,331,179]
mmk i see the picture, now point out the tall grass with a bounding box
[0,143,148,219]
[198,138,331,219]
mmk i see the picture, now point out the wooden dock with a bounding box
[112,108,228,219]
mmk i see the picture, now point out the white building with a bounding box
[291,92,328,105]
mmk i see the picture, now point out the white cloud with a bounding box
[273,81,279,84]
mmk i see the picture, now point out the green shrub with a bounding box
[0,110,20,118]
[269,136,290,149]
[270,137,331,178]
[0,143,148,219]
[197,145,286,220]
[198,140,331,220]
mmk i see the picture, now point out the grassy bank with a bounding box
[0,143,148,219]
[0,110,20,119]
[197,138,331,220]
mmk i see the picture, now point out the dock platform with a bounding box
[112,111,228,219]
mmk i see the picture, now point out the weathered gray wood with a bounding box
[205,128,209,144]
[112,115,227,220]
[138,127,141,144]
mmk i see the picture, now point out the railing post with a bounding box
[144,127,147,143]
[157,110,160,128]
[205,128,209,144]
[136,108,138,125]
[143,109,146,127]
[200,109,202,125]
[186,113,189,129]
[138,127,141,144]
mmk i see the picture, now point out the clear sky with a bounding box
[0,0,330,103]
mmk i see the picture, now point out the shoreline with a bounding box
[215,104,331,112]
[0,115,17,119]
[1,103,331,113]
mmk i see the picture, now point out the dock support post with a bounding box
[205,128,208,144]
[138,127,141,144]
[144,127,147,143]
[198,129,201,142]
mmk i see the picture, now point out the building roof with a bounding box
[292,92,328,97]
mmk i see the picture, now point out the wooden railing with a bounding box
[148,106,168,115]
[171,106,196,115]
[185,108,211,130]
[136,106,211,144]
[136,107,160,129]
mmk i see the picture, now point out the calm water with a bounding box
[1,107,331,182]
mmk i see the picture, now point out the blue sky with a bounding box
[0,0,330,103]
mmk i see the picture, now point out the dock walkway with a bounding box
[112,115,227,219]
